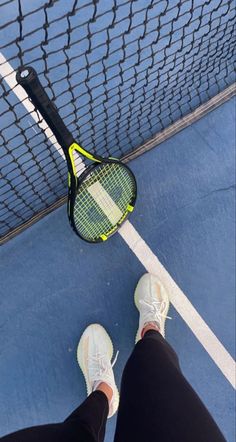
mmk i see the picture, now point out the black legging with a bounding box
[1,331,226,442]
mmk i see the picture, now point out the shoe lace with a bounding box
[140,299,172,324]
[88,350,119,378]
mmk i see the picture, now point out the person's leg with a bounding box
[114,273,226,442]
[1,323,119,442]
[64,390,109,442]
[0,391,108,442]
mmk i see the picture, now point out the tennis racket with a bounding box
[16,66,137,243]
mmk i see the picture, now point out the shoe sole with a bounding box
[77,323,119,418]
[134,288,142,343]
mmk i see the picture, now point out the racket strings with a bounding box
[73,163,135,241]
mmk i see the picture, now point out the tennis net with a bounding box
[0,0,235,243]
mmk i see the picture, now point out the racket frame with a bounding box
[67,143,136,242]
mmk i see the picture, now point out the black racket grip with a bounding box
[16,66,74,149]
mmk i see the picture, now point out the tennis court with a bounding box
[0,1,235,441]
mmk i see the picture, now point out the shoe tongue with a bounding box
[92,380,102,391]
[141,321,160,337]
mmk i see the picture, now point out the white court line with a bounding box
[2,53,235,389]
[0,52,84,175]
[119,221,236,389]
[88,181,123,225]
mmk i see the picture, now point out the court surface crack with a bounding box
[152,183,235,230]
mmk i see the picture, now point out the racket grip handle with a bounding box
[16,66,74,149]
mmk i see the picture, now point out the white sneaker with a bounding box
[134,273,171,342]
[77,323,119,418]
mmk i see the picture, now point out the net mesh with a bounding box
[0,0,235,242]
[73,162,136,241]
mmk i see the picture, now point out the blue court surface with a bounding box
[0,97,235,441]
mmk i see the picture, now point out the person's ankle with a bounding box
[141,322,160,338]
[94,381,113,403]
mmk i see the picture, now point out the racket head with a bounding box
[68,160,137,243]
